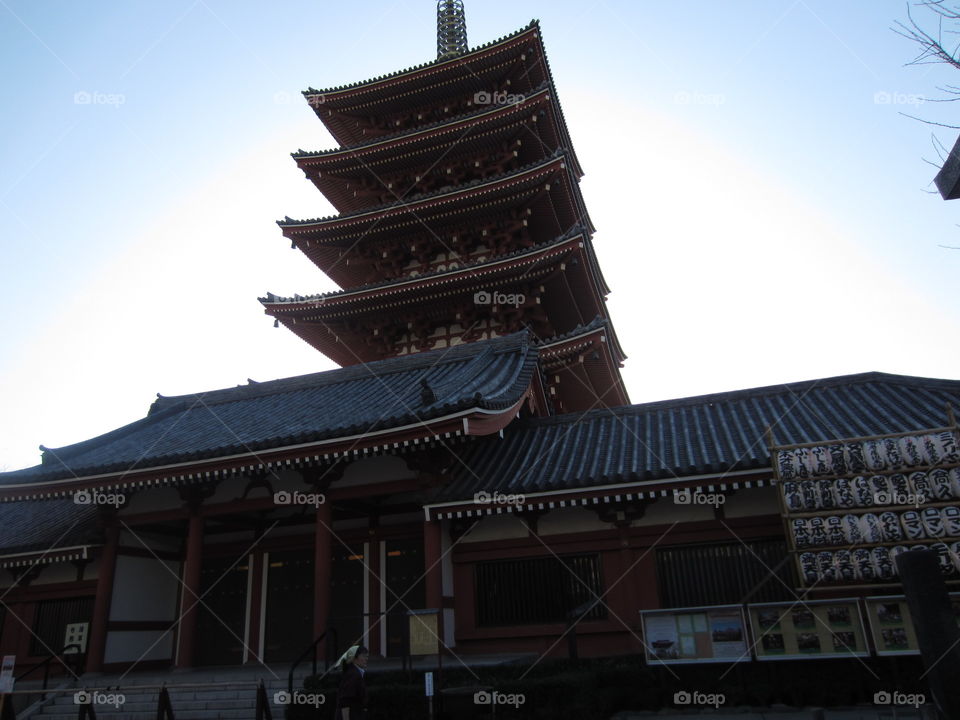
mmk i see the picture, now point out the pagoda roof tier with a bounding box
[269,224,585,302]
[0,333,541,499]
[303,23,575,151]
[280,154,592,272]
[261,232,612,365]
[537,315,627,368]
[536,316,631,410]
[292,86,579,214]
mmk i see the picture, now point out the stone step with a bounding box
[38,710,253,720]
[24,664,327,718]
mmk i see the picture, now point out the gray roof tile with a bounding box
[1,333,538,485]
[435,372,960,501]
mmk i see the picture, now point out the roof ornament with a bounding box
[437,0,468,60]
[421,377,436,404]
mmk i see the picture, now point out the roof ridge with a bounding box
[302,21,539,98]
[519,371,960,428]
[11,332,537,481]
[150,332,532,412]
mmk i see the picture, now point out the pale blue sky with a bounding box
[1,0,958,471]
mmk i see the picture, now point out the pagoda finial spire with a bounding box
[437,0,467,60]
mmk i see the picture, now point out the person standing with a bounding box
[333,644,369,720]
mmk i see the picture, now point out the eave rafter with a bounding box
[0,400,530,504]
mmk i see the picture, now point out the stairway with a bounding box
[21,665,312,720]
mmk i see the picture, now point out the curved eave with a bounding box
[280,155,568,231]
[294,91,579,214]
[279,155,594,260]
[294,87,554,165]
[538,325,630,407]
[294,85,582,184]
[300,22,584,197]
[0,402,528,502]
[305,24,539,101]
[263,234,587,312]
[265,240,609,366]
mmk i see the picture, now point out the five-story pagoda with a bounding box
[261,1,629,413]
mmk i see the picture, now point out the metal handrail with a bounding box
[14,643,83,690]
[255,680,272,720]
[157,685,174,720]
[287,628,337,696]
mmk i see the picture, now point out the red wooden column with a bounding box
[616,524,639,621]
[423,519,443,612]
[85,523,119,673]
[175,512,204,669]
[634,546,659,609]
[313,501,333,656]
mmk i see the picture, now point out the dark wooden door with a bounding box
[194,557,248,666]
[328,543,366,656]
[263,549,314,663]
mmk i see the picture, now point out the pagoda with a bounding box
[261,1,629,413]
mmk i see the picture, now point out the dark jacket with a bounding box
[335,663,367,720]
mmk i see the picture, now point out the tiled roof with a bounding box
[535,315,607,346]
[277,150,570,228]
[291,82,553,160]
[0,499,100,557]
[303,22,539,98]
[261,225,587,305]
[0,333,539,485]
[434,372,960,501]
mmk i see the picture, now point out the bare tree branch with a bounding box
[893,1,960,70]
[897,111,960,128]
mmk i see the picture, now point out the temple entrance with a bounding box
[194,556,248,666]
[328,543,366,654]
[385,537,426,657]
[263,549,314,663]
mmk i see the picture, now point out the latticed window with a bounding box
[475,554,606,626]
[657,539,797,608]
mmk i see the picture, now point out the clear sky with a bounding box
[1,0,958,472]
